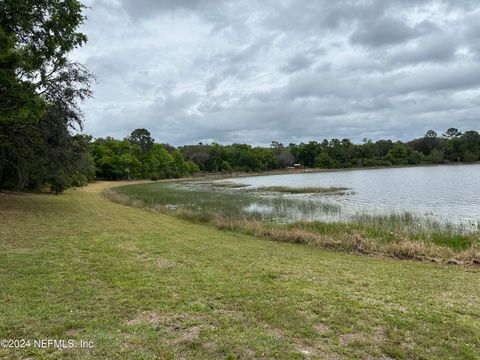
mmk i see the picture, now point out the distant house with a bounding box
[287,163,304,170]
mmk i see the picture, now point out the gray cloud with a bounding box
[73,0,480,145]
[281,54,313,73]
[386,32,457,65]
[464,11,480,57]
[118,0,228,19]
[350,16,420,47]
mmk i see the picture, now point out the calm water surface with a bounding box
[228,164,480,225]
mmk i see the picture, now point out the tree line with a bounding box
[89,127,480,181]
[1,1,479,193]
[90,129,199,180]
[287,128,480,169]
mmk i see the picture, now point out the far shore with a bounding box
[96,161,480,186]
[183,160,480,181]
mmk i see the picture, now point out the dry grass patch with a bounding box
[196,213,480,265]
[125,311,164,326]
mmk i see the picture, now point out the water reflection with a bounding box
[225,164,480,229]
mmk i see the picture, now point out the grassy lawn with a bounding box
[1,181,480,359]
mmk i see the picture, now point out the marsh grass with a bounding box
[113,182,342,221]
[108,182,480,265]
[256,186,350,194]
[172,211,480,264]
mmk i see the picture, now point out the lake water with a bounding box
[228,164,480,227]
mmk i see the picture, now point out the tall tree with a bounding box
[127,128,154,154]
[0,0,93,191]
[443,128,462,139]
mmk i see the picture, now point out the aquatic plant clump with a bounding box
[255,186,351,195]
[206,181,251,189]
[256,186,350,195]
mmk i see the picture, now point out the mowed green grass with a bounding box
[1,182,480,359]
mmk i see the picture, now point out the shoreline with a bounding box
[97,161,480,186]
[107,182,480,266]
[188,161,480,181]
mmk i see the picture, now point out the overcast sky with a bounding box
[72,0,480,146]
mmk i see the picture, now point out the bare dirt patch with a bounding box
[125,311,164,326]
[315,324,330,335]
[156,257,177,269]
[339,333,368,346]
[125,312,214,345]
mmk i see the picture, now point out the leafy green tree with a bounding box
[0,0,93,192]
[463,151,478,162]
[0,0,91,124]
[171,151,190,177]
[295,141,319,167]
[119,153,141,180]
[357,138,376,159]
[0,27,45,124]
[407,149,425,165]
[374,140,394,158]
[128,128,154,154]
[444,138,464,162]
[428,149,444,164]
[385,144,409,165]
[220,160,233,173]
[314,151,333,168]
[461,131,480,162]
[145,144,173,179]
[186,161,200,175]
